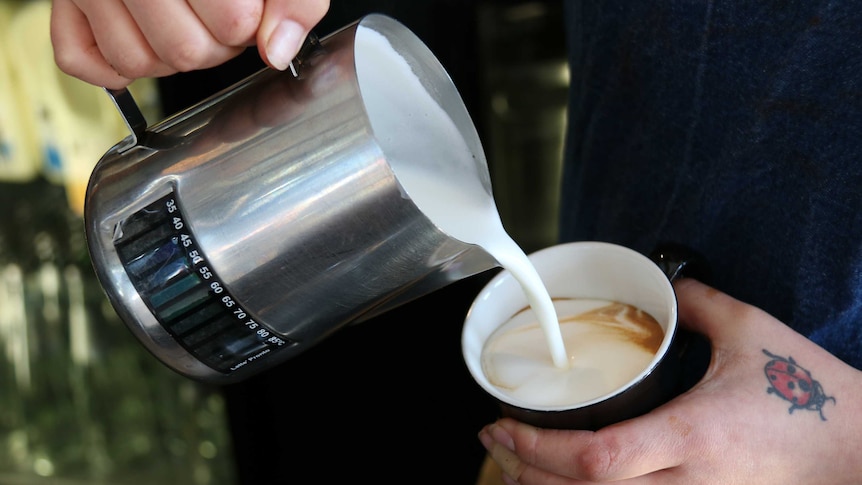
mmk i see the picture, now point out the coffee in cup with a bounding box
[463,241,707,430]
[481,297,664,407]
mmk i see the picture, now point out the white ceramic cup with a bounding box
[462,241,707,429]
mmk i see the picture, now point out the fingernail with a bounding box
[266,19,304,71]
[489,424,516,452]
[501,474,520,485]
[481,425,526,483]
[478,427,495,451]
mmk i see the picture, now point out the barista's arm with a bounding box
[478,278,862,485]
[49,0,330,89]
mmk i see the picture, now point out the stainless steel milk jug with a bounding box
[85,14,499,384]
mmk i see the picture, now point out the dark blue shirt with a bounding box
[559,1,862,368]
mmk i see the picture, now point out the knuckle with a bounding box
[161,37,212,72]
[52,45,81,77]
[212,7,262,45]
[576,435,620,481]
[734,300,765,321]
[112,51,161,79]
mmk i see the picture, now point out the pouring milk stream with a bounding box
[356,27,569,369]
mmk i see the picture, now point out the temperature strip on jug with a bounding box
[113,192,292,373]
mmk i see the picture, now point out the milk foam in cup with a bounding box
[462,241,690,430]
[481,298,664,407]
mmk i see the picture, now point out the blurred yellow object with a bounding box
[0,0,40,182]
[5,0,160,215]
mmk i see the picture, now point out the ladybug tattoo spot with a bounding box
[763,349,836,421]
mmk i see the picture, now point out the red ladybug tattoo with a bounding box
[763,349,835,421]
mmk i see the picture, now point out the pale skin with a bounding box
[479,278,862,485]
[49,0,330,89]
[49,5,862,484]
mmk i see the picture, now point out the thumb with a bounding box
[673,278,823,371]
[674,278,757,341]
[257,0,330,71]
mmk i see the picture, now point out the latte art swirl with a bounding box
[481,298,664,407]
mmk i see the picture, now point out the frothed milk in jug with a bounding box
[355,26,569,368]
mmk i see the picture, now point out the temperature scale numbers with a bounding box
[114,193,291,373]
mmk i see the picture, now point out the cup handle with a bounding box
[649,242,712,395]
[649,242,712,283]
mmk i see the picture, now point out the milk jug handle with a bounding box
[104,29,322,153]
[105,86,148,153]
